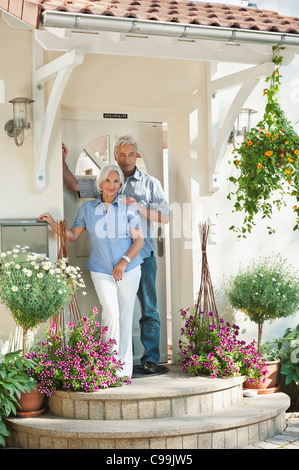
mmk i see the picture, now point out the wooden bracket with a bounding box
[32,31,84,191]
[206,61,275,192]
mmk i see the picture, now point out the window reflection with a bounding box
[75,136,108,176]
[75,135,148,176]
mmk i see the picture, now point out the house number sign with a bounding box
[103,113,128,119]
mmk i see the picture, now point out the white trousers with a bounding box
[90,265,141,377]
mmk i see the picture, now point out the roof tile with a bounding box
[1,0,298,34]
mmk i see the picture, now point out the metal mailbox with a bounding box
[0,219,49,257]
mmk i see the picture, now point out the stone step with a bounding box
[6,393,290,449]
[48,365,244,420]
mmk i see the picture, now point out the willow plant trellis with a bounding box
[192,222,219,352]
[51,219,82,337]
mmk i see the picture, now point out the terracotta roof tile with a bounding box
[1,0,299,34]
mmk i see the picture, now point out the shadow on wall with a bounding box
[0,304,23,354]
[214,285,299,348]
[0,304,48,355]
[213,286,258,343]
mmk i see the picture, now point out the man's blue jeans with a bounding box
[137,256,160,365]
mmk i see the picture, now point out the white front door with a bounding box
[62,115,168,364]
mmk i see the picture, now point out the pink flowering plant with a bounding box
[179,307,268,385]
[25,309,129,396]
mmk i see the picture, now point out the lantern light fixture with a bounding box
[228,107,257,146]
[4,97,34,147]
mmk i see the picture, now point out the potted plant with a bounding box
[0,351,36,447]
[225,254,299,392]
[25,309,130,398]
[227,46,299,238]
[179,308,268,385]
[0,245,85,354]
[264,326,299,410]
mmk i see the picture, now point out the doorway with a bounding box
[62,115,171,364]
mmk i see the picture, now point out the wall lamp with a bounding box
[228,107,257,146]
[4,97,34,147]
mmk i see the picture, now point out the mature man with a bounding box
[62,136,170,374]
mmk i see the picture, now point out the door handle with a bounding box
[157,226,164,257]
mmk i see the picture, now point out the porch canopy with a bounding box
[1,1,299,62]
[1,0,299,190]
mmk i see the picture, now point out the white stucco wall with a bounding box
[0,18,63,353]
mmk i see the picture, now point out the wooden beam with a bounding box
[207,61,275,192]
[32,32,84,191]
[35,48,84,84]
[210,62,274,94]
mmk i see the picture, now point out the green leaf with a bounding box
[0,421,10,437]
[280,365,293,374]
[285,374,295,386]
[0,435,7,448]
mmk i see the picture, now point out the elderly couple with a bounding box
[37,135,170,379]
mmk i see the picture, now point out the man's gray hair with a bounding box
[113,135,139,154]
[95,164,124,193]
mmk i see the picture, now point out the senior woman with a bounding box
[37,164,144,378]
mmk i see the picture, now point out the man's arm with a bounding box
[62,143,99,199]
[62,143,80,192]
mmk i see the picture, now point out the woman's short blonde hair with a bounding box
[95,164,125,194]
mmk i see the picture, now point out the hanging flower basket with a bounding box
[227,46,299,238]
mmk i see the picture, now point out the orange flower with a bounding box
[280,154,284,158]
[257,163,262,169]
[263,89,266,96]
[293,206,298,210]
[247,141,252,146]
[288,157,294,162]
[275,133,279,138]
[266,133,271,137]
[265,151,273,157]
[281,128,285,132]
[295,149,299,155]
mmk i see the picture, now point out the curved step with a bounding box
[6,393,290,449]
[48,365,244,419]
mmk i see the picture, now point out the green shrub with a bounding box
[0,351,36,447]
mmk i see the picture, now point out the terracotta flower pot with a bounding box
[16,383,45,417]
[244,359,281,394]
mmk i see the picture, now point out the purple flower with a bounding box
[178,304,268,384]
[25,313,127,396]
